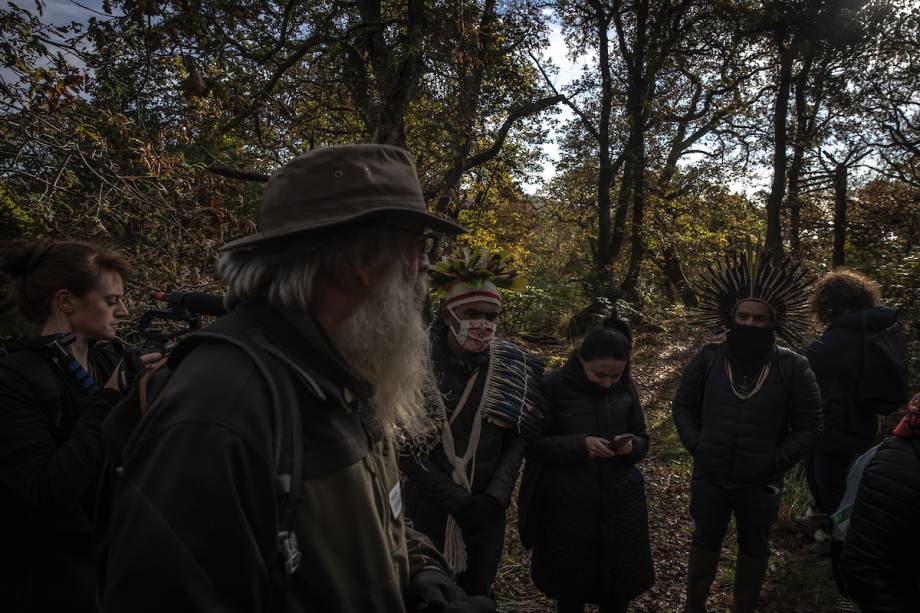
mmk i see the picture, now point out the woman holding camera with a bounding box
[521,317,654,613]
[0,239,136,612]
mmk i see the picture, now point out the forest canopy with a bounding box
[1,0,917,351]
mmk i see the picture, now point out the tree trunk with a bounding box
[620,0,648,303]
[434,0,496,215]
[786,77,806,256]
[786,40,816,256]
[766,33,794,258]
[832,162,847,267]
[596,6,614,275]
[361,0,426,146]
[621,146,646,302]
[659,247,698,307]
[609,156,632,263]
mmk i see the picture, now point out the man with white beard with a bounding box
[101,145,495,613]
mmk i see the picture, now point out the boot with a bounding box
[732,553,769,613]
[685,545,721,613]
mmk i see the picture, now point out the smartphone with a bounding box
[608,434,632,451]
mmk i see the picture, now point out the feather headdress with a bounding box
[692,245,814,346]
[429,247,526,297]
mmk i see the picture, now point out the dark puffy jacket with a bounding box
[672,343,822,487]
[526,356,653,604]
[400,322,537,542]
[0,345,119,613]
[804,306,901,456]
[840,436,920,613]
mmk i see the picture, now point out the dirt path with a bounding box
[495,326,845,612]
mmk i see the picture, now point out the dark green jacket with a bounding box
[102,302,445,612]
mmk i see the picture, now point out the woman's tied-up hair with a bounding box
[578,315,634,386]
[0,239,132,325]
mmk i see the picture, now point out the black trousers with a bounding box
[804,451,853,527]
[455,519,506,598]
[689,477,781,557]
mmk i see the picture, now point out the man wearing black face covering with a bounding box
[672,253,822,613]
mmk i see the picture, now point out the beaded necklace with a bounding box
[725,359,771,400]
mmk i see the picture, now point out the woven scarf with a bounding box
[439,371,483,573]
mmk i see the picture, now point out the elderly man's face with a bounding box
[330,220,436,439]
[733,299,771,328]
[388,221,432,283]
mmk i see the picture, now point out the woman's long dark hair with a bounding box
[578,315,635,391]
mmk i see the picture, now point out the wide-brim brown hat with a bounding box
[221,144,466,252]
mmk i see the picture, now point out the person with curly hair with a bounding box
[802,269,907,541]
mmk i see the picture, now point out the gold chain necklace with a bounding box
[725,359,771,400]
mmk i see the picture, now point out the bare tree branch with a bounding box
[205,164,270,182]
[464,94,566,169]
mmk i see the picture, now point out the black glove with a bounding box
[408,570,496,612]
[408,569,463,611]
[453,494,503,534]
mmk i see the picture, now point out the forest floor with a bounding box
[492,321,850,613]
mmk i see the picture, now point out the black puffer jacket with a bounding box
[840,436,920,612]
[526,356,653,604]
[400,321,538,540]
[804,306,901,456]
[672,343,822,487]
[0,345,119,613]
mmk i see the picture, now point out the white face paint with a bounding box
[447,305,497,353]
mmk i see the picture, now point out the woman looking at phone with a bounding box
[523,316,654,612]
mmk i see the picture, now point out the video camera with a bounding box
[131,291,227,356]
[115,290,227,390]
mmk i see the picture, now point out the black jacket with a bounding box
[672,342,822,488]
[804,306,900,456]
[101,302,448,613]
[840,436,920,612]
[0,344,119,613]
[400,322,537,542]
[525,356,653,604]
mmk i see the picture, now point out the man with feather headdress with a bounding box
[671,249,823,613]
[400,248,545,600]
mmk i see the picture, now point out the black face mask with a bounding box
[726,322,775,362]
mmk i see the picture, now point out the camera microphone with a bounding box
[153,291,227,317]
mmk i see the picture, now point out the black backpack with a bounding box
[857,321,909,416]
[100,321,321,602]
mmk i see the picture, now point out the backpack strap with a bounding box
[190,329,312,578]
[136,358,170,416]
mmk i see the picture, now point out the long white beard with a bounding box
[331,266,434,440]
